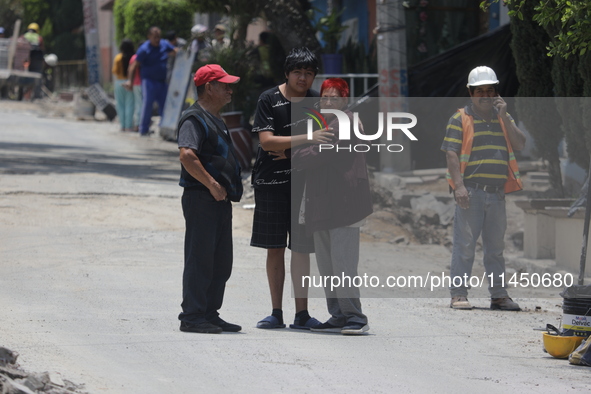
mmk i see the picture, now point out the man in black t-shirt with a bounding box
[251,48,333,330]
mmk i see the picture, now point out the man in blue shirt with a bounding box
[125,26,177,136]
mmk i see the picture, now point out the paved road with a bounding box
[1,103,589,393]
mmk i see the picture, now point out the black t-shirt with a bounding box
[251,86,318,190]
[177,111,229,189]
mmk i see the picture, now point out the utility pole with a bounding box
[82,0,102,85]
[376,0,410,172]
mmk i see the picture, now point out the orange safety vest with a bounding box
[446,108,522,194]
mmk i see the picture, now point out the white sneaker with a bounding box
[450,296,472,309]
[341,323,369,335]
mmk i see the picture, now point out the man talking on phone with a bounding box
[441,66,526,311]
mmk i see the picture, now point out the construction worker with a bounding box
[442,66,526,311]
[23,23,44,73]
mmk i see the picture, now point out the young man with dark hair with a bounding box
[251,47,333,330]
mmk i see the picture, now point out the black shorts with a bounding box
[250,188,314,253]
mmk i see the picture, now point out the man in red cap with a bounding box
[177,64,244,334]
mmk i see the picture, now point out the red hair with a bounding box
[320,78,350,98]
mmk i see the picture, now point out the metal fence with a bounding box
[312,73,378,101]
[0,38,9,69]
[53,60,87,91]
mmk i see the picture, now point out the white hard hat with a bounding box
[467,66,499,87]
[191,24,207,36]
[44,53,58,67]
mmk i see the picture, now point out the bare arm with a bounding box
[123,61,138,90]
[179,147,227,201]
[446,150,469,209]
[502,115,526,151]
[258,128,333,151]
[495,96,526,151]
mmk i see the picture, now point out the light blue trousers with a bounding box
[449,186,510,298]
[133,85,142,128]
[114,79,134,130]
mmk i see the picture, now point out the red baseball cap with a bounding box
[194,64,240,87]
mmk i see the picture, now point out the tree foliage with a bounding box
[483,0,591,191]
[0,0,24,37]
[504,0,591,59]
[115,0,194,46]
[185,0,321,55]
[19,0,85,61]
[507,0,564,194]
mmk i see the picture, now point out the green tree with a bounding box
[0,0,24,37]
[114,0,130,43]
[118,0,193,46]
[22,0,50,33]
[19,0,85,61]
[186,0,321,55]
[507,0,564,195]
[484,0,591,192]
[507,0,591,59]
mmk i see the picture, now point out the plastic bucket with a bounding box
[562,297,591,337]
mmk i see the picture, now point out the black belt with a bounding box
[464,181,502,193]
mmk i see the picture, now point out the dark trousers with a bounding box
[179,188,233,324]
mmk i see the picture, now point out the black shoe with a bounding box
[310,322,342,333]
[208,317,242,332]
[180,321,222,334]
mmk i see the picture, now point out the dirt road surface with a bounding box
[1,101,589,393]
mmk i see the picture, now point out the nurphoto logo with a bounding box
[305,108,418,152]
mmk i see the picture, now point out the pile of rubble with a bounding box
[0,347,86,394]
[365,174,455,247]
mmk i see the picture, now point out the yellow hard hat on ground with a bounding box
[543,333,584,358]
[27,23,39,32]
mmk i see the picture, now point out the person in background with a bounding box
[253,31,274,88]
[164,30,187,84]
[0,27,6,38]
[292,78,373,335]
[211,24,230,50]
[127,52,142,132]
[22,22,44,99]
[165,30,187,48]
[23,23,44,73]
[190,24,211,64]
[112,39,136,132]
[124,26,177,136]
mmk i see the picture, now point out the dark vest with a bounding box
[177,103,243,202]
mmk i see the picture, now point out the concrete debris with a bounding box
[23,373,48,391]
[47,373,64,388]
[511,231,524,250]
[368,177,454,247]
[409,193,455,226]
[0,348,18,367]
[0,347,86,394]
[2,376,36,394]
